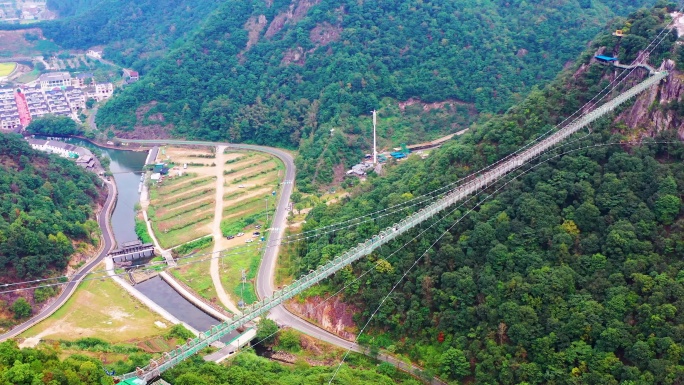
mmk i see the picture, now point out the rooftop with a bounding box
[75,72,94,79]
[39,72,71,82]
[27,139,48,146]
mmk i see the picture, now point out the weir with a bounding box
[118,71,668,383]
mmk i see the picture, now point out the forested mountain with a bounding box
[40,0,223,71]
[90,0,655,189]
[0,134,102,280]
[46,0,104,17]
[297,5,684,383]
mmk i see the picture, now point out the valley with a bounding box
[3,1,684,385]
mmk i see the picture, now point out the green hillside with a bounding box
[40,0,222,71]
[92,0,654,189]
[47,0,104,17]
[297,5,684,383]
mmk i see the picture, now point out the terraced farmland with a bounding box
[145,146,284,307]
[147,146,218,248]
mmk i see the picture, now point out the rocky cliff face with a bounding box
[286,295,357,340]
[616,58,684,139]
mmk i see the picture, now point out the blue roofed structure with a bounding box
[595,55,618,63]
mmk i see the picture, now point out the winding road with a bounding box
[3,137,440,382]
[0,178,118,341]
[122,139,441,383]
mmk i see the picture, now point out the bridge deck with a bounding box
[118,71,668,383]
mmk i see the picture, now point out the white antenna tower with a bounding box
[372,110,377,165]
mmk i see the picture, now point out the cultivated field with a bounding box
[216,150,284,306]
[0,62,16,77]
[146,146,283,307]
[147,146,218,248]
[221,151,283,232]
[20,264,169,345]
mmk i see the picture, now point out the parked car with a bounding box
[245,238,254,243]
[226,235,235,240]
[237,232,244,237]
[253,231,260,236]
[255,225,261,229]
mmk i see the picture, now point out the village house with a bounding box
[86,49,103,59]
[39,72,72,90]
[28,139,79,158]
[123,68,139,83]
[71,72,94,88]
[27,139,99,172]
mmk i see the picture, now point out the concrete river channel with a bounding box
[68,139,227,335]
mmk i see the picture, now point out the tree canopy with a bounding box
[0,134,101,280]
[295,6,684,383]
[26,115,83,136]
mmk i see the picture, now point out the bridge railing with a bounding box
[120,71,668,383]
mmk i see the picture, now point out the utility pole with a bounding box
[372,110,377,165]
[239,269,246,309]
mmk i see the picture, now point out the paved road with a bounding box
[118,138,444,383]
[117,139,296,304]
[0,178,118,341]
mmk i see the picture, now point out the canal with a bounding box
[66,139,228,335]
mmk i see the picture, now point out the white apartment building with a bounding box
[39,72,72,91]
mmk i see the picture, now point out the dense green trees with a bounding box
[294,6,684,383]
[162,351,405,385]
[0,340,114,385]
[256,318,279,346]
[0,134,101,280]
[46,0,104,17]
[26,115,83,136]
[84,0,655,189]
[11,298,31,319]
[41,0,223,72]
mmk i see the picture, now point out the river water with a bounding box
[65,139,225,333]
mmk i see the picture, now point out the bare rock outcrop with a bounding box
[286,295,357,340]
[617,59,684,139]
[265,0,321,38]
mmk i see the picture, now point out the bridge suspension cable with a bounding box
[116,68,668,382]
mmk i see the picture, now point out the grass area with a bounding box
[276,229,300,287]
[21,264,169,343]
[0,62,16,76]
[220,245,262,306]
[15,68,39,83]
[170,240,217,302]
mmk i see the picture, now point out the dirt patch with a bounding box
[286,295,357,340]
[244,15,268,51]
[398,97,476,113]
[281,47,306,66]
[309,22,342,46]
[0,29,44,55]
[105,308,131,321]
[265,0,321,38]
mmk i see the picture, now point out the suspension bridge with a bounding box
[114,65,668,383]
